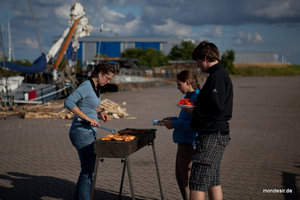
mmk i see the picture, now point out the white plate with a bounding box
[152,120,165,126]
[177,104,197,109]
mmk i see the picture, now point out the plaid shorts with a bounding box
[189,131,230,191]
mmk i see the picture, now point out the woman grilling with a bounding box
[64,62,115,200]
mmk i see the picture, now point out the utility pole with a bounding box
[97,23,103,64]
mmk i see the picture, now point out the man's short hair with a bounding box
[192,41,220,62]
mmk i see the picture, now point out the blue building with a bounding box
[64,36,182,65]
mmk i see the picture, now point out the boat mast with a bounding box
[0,24,6,68]
[8,22,11,62]
[0,24,9,100]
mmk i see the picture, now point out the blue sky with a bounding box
[1,0,300,64]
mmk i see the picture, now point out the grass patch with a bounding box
[232,64,300,76]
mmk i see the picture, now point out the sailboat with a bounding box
[0,1,93,105]
[0,22,24,94]
[1,2,92,74]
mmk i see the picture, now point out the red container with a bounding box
[28,90,37,100]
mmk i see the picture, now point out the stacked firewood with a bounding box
[0,99,131,120]
[98,99,130,120]
[0,100,73,119]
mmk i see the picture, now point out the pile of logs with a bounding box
[0,100,73,119]
[98,99,130,120]
[0,99,131,120]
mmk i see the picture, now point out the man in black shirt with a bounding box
[188,41,233,200]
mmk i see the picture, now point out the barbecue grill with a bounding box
[91,128,164,200]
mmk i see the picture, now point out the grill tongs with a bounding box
[77,117,117,133]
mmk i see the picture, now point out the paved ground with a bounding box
[0,76,300,200]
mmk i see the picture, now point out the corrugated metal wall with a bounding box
[97,42,121,57]
[84,42,97,64]
[135,42,160,50]
[66,37,183,64]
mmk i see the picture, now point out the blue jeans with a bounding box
[69,123,97,200]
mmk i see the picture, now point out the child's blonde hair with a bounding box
[177,70,200,90]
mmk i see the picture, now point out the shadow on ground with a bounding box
[0,172,154,200]
[282,162,300,200]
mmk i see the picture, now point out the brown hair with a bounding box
[177,70,200,90]
[192,41,220,62]
[91,62,116,78]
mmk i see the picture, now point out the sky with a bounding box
[0,0,300,64]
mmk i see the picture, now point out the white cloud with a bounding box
[233,31,263,45]
[54,4,70,20]
[253,32,263,44]
[152,18,192,37]
[124,18,141,32]
[254,1,297,18]
[101,6,126,22]
[104,18,141,35]
[20,38,39,49]
[203,26,223,38]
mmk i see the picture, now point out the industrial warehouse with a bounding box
[62,36,182,65]
[59,36,287,65]
[63,36,284,65]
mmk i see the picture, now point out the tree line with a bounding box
[1,41,235,75]
[121,41,235,73]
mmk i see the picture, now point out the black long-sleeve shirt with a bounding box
[191,63,233,133]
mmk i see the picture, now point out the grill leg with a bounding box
[126,156,135,200]
[151,141,164,200]
[118,159,126,200]
[91,157,102,200]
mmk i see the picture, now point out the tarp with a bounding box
[0,53,47,74]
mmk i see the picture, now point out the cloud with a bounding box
[254,0,299,19]
[104,17,141,35]
[88,5,137,31]
[89,4,192,38]
[101,6,126,22]
[19,38,39,49]
[54,4,70,21]
[123,18,141,33]
[87,4,141,36]
[138,0,300,26]
[1,0,300,62]
[152,18,192,37]
[202,26,223,38]
[233,31,263,45]
[252,32,263,44]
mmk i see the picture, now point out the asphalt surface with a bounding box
[0,76,300,200]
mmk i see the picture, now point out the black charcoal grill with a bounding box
[91,128,164,200]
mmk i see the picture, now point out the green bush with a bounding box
[121,48,167,67]
[221,50,235,74]
[168,41,195,60]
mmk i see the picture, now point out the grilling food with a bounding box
[101,136,112,141]
[124,135,136,141]
[101,133,136,141]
